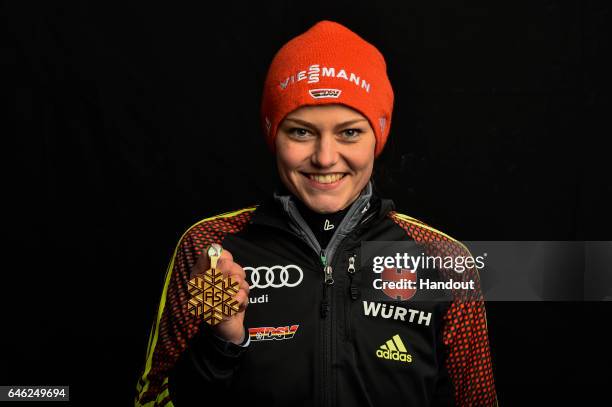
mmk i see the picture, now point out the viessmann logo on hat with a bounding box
[279,64,372,93]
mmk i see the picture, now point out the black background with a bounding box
[4,1,611,405]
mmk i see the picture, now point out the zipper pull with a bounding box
[347,254,359,300]
[324,265,334,285]
[321,264,334,318]
[348,255,356,273]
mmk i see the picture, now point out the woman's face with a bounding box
[275,104,376,214]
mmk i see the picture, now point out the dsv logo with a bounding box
[244,265,304,289]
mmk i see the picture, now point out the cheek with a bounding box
[276,141,305,174]
[349,145,376,174]
[352,133,376,169]
[356,160,374,182]
[276,155,293,181]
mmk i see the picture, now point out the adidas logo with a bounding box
[376,334,413,363]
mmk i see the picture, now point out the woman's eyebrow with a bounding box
[284,117,368,129]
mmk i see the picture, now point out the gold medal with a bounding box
[186,244,240,325]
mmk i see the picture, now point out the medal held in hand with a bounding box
[186,243,240,326]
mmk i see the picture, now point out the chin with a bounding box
[304,196,347,214]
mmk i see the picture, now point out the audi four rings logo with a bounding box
[244,265,304,289]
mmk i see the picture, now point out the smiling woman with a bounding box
[275,104,376,214]
[135,20,498,407]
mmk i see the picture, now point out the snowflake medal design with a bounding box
[186,244,240,325]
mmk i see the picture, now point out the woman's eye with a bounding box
[342,128,363,138]
[289,128,311,138]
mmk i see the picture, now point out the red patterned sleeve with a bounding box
[388,212,498,406]
[134,207,255,407]
[442,296,498,406]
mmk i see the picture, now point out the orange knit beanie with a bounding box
[261,20,394,157]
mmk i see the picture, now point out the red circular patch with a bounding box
[381,267,417,300]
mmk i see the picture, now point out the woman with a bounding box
[135,20,497,406]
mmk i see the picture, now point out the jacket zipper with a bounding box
[320,252,333,407]
[347,254,358,300]
[345,254,358,342]
[319,239,353,407]
[320,252,334,318]
[289,226,335,407]
[280,191,374,407]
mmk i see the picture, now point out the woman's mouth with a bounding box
[308,173,346,183]
[301,172,347,189]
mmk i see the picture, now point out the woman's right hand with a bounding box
[190,246,250,345]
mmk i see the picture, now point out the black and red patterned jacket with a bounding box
[135,180,498,407]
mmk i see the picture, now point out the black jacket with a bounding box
[135,180,498,406]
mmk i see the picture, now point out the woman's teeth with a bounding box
[308,173,345,184]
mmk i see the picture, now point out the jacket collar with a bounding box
[250,179,395,239]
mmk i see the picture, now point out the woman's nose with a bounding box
[311,134,338,168]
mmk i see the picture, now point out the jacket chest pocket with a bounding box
[342,253,445,367]
[344,293,443,390]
